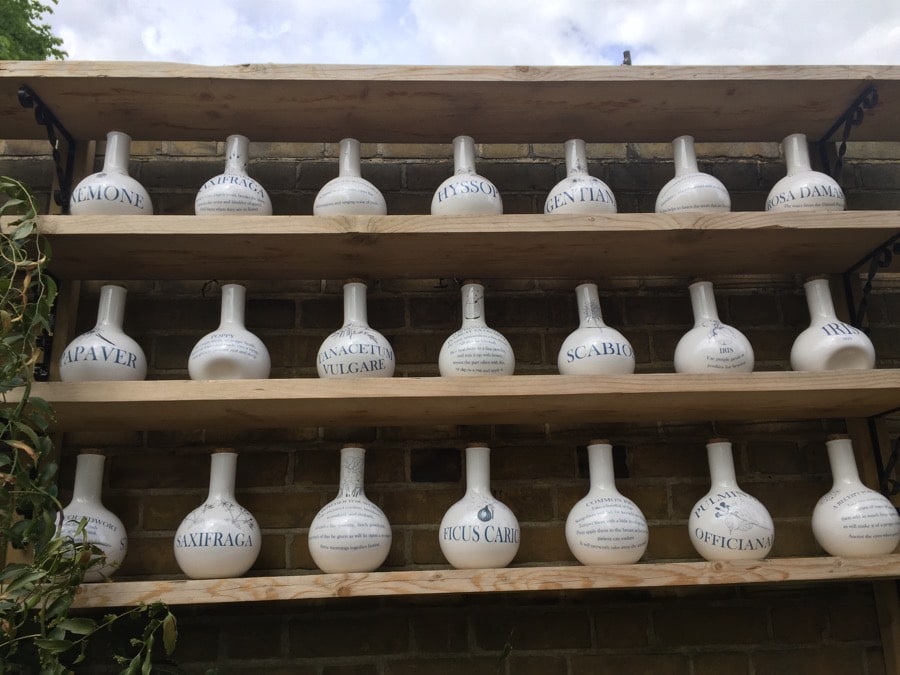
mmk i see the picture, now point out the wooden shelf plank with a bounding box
[2,63,898,142]
[72,555,900,608]
[16,372,900,431]
[9,211,899,280]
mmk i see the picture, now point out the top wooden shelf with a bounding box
[2,62,899,143]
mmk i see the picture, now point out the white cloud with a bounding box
[47,0,900,65]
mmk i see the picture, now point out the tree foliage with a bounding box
[0,0,66,61]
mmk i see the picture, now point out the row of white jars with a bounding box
[58,276,875,383]
[69,132,843,217]
[63,435,900,582]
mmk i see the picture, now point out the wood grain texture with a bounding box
[4,211,897,280]
[14,371,900,431]
[70,555,900,608]
[2,63,898,142]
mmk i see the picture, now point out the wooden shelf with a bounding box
[7,211,898,280]
[2,63,899,143]
[72,555,900,608]
[18,372,900,431]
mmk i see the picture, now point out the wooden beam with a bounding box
[11,371,900,431]
[70,555,900,609]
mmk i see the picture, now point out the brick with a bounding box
[857,163,900,190]
[570,654,689,675]
[479,162,557,192]
[382,488,458,525]
[144,494,201,529]
[162,141,219,157]
[118,535,180,576]
[381,143,449,159]
[516,523,569,562]
[410,447,461,482]
[645,523,697,560]
[403,162,452,191]
[505,655,567,675]
[410,609,468,652]
[691,653,750,675]
[170,618,221,662]
[746,440,808,474]
[240,492,323,529]
[750,479,827,517]
[728,293,782,325]
[408,294,458,328]
[490,445,576,481]
[384,658,499,675]
[221,616,283,658]
[472,607,591,650]
[594,605,650,647]
[253,533,286,570]
[769,520,818,557]
[287,533,316,570]
[751,647,866,675]
[828,595,880,641]
[654,604,768,645]
[410,528,445,564]
[771,601,827,643]
[288,614,408,656]
[629,442,709,478]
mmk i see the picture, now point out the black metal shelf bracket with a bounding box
[843,232,900,330]
[818,84,879,182]
[17,84,77,214]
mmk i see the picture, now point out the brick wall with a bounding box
[3,137,899,673]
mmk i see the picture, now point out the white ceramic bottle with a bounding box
[565,440,648,565]
[313,138,387,216]
[431,135,502,216]
[307,444,393,573]
[544,139,617,214]
[558,282,635,375]
[439,281,515,377]
[59,284,147,382]
[766,133,845,212]
[188,284,271,380]
[655,135,730,214]
[689,438,774,561]
[812,435,900,557]
[439,443,520,569]
[195,134,272,215]
[59,450,127,582]
[317,279,396,378]
[70,131,153,215]
[674,280,754,373]
[790,276,875,371]
[174,449,260,579]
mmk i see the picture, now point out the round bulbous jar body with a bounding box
[314,138,387,216]
[558,282,635,375]
[59,285,147,382]
[431,136,502,216]
[59,451,127,582]
[791,277,875,371]
[174,450,260,579]
[317,280,395,378]
[689,439,774,561]
[439,444,520,569]
[70,131,153,215]
[565,440,648,565]
[188,284,271,380]
[544,139,617,215]
[655,135,730,214]
[766,133,845,212]
[439,282,515,376]
[307,445,393,573]
[812,435,900,557]
[195,134,272,215]
[674,280,754,373]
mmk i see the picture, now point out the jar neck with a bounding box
[672,135,699,176]
[338,446,366,498]
[783,133,812,175]
[461,283,487,327]
[575,283,605,328]
[72,453,105,502]
[688,281,720,323]
[803,278,837,321]
[102,131,132,175]
[208,452,237,500]
[587,442,616,491]
[96,285,127,329]
[223,134,250,175]
[219,284,247,327]
[453,136,477,175]
[338,138,362,178]
[464,446,492,495]
[343,282,369,326]
[825,437,861,485]
[565,139,589,177]
[706,441,738,487]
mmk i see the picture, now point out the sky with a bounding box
[47,0,900,66]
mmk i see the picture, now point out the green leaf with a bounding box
[141,634,155,674]
[57,617,97,635]
[162,612,178,655]
[33,638,73,654]
[4,567,48,592]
